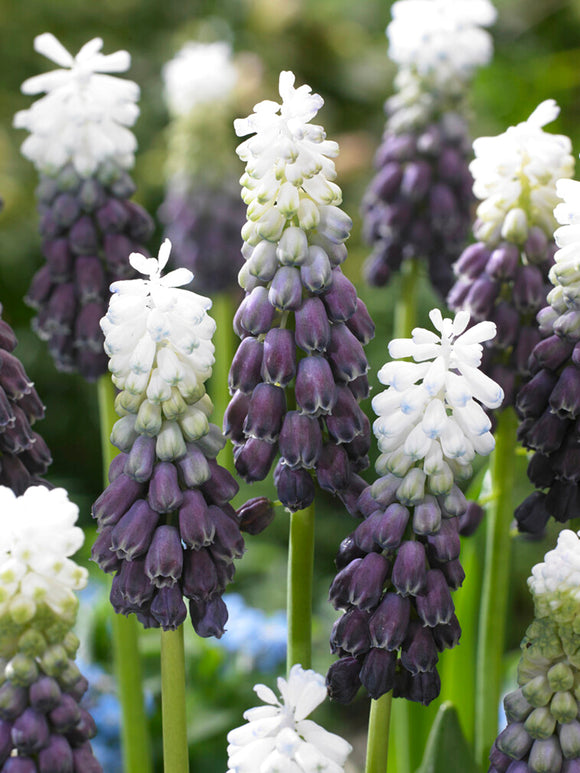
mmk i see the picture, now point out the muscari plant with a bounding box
[10,12,580,773]
[362,0,496,300]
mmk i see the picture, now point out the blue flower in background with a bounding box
[217,594,286,671]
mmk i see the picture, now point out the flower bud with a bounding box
[268,266,303,311]
[274,463,315,512]
[151,585,187,630]
[326,386,364,444]
[148,462,183,513]
[400,622,438,675]
[200,461,239,505]
[229,337,264,394]
[0,682,28,721]
[317,444,350,494]
[322,270,357,323]
[48,693,81,732]
[300,246,333,293]
[426,519,461,562]
[326,657,361,704]
[559,721,580,759]
[145,525,183,588]
[522,674,554,708]
[38,734,74,772]
[528,737,562,772]
[236,497,275,536]
[261,328,296,387]
[276,226,308,266]
[223,390,250,444]
[239,286,276,336]
[111,499,159,560]
[550,690,577,724]
[413,497,442,535]
[392,540,427,596]
[369,593,410,650]
[501,207,528,243]
[295,356,336,416]
[234,437,277,483]
[330,609,371,657]
[11,708,50,753]
[496,722,533,758]
[29,676,62,713]
[294,297,331,353]
[189,595,228,638]
[360,648,397,700]
[279,411,322,469]
[244,383,286,442]
[327,323,368,383]
[178,489,214,548]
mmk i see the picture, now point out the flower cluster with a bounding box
[362,0,496,296]
[227,665,352,773]
[226,71,375,513]
[159,41,246,295]
[0,304,51,494]
[326,310,501,706]
[516,175,580,534]
[0,486,101,772]
[92,241,267,636]
[489,529,580,773]
[14,33,154,380]
[448,100,575,406]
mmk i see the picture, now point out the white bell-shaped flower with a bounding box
[0,486,87,622]
[101,239,216,453]
[14,32,140,175]
[227,664,352,773]
[373,308,502,497]
[470,100,574,242]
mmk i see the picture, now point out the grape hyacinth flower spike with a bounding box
[516,174,580,534]
[14,33,154,380]
[488,530,580,773]
[0,485,102,772]
[226,664,352,773]
[92,239,254,636]
[362,0,496,295]
[327,308,503,705]
[159,41,246,294]
[226,70,375,514]
[448,100,574,407]
[0,303,51,494]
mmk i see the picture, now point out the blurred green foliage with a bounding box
[2,0,580,770]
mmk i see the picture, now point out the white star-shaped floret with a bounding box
[227,665,352,773]
[373,309,502,493]
[14,33,140,175]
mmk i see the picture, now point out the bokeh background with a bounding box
[2,0,580,770]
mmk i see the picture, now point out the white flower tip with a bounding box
[528,99,560,128]
[33,33,74,67]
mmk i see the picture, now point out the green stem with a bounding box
[475,407,518,768]
[161,627,190,773]
[394,259,420,339]
[97,377,152,773]
[211,291,236,473]
[365,693,393,773]
[286,504,315,671]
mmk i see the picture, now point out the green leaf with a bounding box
[415,702,482,773]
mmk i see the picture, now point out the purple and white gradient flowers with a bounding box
[448,100,574,407]
[14,33,154,380]
[362,0,496,295]
[92,240,256,636]
[0,486,101,772]
[516,174,580,534]
[326,309,502,706]
[226,665,352,773]
[0,304,51,495]
[488,530,580,773]
[159,41,245,294]
[226,70,374,514]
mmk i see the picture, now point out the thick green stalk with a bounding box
[161,627,190,773]
[211,291,236,472]
[97,376,153,773]
[475,407,518,768]
[394,259,420,339]
[365,693,393,773]
[286,504,315,671]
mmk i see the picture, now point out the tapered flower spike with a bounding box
[326,309,502,706]
[488,530,580,773]
[515,171,580,534]
[448,100,574,407]
[226,664,352,773]
[14,33,154,380]
[362,0,496,295]
[226,70,375,515]
[159,41,246,294]
[0,485,102,772]
[93,239,261,636]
